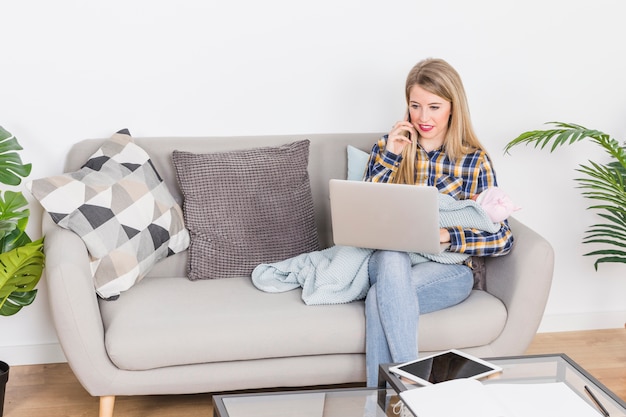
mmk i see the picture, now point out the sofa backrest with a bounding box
[64,133,383,259]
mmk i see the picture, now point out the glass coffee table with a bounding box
[380,353,626,417]
[213,387,391,417]
[213,354,626,417]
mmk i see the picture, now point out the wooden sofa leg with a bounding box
[99,395,116,417]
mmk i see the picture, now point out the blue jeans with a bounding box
[365,250,473,386]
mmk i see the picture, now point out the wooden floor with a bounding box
[3,328,625,417]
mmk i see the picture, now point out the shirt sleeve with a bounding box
[447,221,514,256]
[364,136,402,183]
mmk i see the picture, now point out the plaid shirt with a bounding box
[364,136,514,257]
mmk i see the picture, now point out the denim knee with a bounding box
[368,250,411,286]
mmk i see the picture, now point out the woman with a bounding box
[364,58,514,387]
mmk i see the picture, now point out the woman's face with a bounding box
[407,84,452,151]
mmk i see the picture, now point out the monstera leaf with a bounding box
[0,127,33,253]
[0,126,32,185]
[0,190,31,253]
[0,126,44,316]
[0,238,45,316]
[0,126,32,186]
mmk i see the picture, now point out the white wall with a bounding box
[1,0,625,365]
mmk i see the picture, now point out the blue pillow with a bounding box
[347,145,370,181]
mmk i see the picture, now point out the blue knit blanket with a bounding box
[251,194,500,305]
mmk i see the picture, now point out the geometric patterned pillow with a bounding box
[26,129,190,300]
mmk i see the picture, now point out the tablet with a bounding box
[389,349,502,386]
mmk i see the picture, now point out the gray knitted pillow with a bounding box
[172,140,319,280]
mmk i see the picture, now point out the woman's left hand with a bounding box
[439,228,451,243]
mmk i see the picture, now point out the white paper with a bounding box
[399,379,603,417]
[485,382,603,417]
[400,379,508,417]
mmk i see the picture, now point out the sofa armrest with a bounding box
[42,214,119,396]
[484,217,554,355]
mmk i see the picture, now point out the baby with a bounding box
[472,187,520,223]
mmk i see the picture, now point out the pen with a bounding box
[584,385,610,417]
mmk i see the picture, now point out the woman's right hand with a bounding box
[386,120,416,155]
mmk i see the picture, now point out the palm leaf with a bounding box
[586,216,626,230]
[584,226,626,245]
[583,251,626,269]
[505,121,626,268]
[504,122,612,154]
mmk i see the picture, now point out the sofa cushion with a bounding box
[418,290,507,351]
[99,277,506,371]
[172,140,320,280]
[99,276,366,371]
[27,130,190,299]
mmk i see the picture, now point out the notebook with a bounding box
[329,179,446,254]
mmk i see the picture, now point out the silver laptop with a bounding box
[329,179,445,254]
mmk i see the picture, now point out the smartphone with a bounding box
[403,109,413,141]
[389,349,502,386]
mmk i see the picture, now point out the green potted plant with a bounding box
[505,121,626,269]
[0,126,45,417]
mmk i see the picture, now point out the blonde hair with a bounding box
[394,58,485,185]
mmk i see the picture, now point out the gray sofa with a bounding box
[42,133,554,417]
